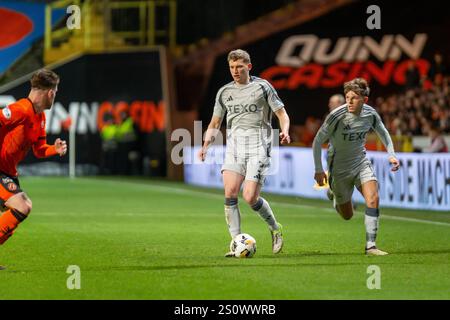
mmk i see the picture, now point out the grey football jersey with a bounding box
[212,76,284,150]
[313,104,396,174]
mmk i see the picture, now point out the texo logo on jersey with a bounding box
[226,104,259,114]
[342,132,367,141]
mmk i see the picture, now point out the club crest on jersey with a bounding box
[2,107,11,119]
[7,182,17,191]
[41,120,45,128]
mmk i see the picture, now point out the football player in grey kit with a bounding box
[199,49,291,256]
[312,78,400,256]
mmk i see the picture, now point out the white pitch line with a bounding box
[82,178,450,227]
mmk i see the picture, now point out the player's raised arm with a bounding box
[54,138,68,156]
[371,111,400,171]
[274,107,290,144]
[32,112,67,158]
[32,136,67,158]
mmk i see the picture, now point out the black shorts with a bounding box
[0,173,22,209]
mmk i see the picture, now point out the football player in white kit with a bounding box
[313,78,400,256]
[199,49,291,256]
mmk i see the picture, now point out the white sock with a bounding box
[251,197,278,231]
[225,198,240,238]
[365,208,379,248]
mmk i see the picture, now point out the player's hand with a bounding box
[389,156,400,172]
[198,146,208,162]
[314,172,327,186]
[55,138,67,156]
[279,131,291,145]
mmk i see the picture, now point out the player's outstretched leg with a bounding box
[328,190,358,212]
[270,222,283,254]
[327,188,340,214]
[0,208,28,245]
[360,181,388,256]
[244,180,283,254]
[0,190,32,245]
[249,197,283,254]
[364,208,387,256]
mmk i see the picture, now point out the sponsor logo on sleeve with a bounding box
[2,107,11,119]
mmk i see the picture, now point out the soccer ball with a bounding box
[230,233,257,258]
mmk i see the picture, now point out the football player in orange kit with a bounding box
[0,69,67,269]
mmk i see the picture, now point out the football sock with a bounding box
[251,197,278,231]
[224,198,241,238]
[0,209,27,245]
[365,207,379,248]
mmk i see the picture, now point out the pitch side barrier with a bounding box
[183,146,450,212]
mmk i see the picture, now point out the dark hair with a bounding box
[30,68,60,90]
[344,78,370,97]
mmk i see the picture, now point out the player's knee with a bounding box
[16,202,32,215]
[338,204,353,220]
[342,212,353,220]
[242,191,258,206]
[366,193,379,208]
[225,188,239,198]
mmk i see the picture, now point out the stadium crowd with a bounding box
[374,56,449,137]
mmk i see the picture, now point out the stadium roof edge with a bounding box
[0,46,164,94]
[0,51,82,94]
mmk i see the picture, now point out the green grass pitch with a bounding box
[0,176,449,299]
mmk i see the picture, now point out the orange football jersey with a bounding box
[0,98,57,177]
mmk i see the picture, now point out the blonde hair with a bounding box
[344,78,370,97]
[227,49,251,63]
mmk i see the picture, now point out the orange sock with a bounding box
[0,209,27,245]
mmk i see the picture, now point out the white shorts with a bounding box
[221,153,270,185]
[329,159,377,205]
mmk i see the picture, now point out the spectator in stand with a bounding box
[408,116,423,136]
[405,60,422,90]
[328,94,345,112]
[428,52,447,83]
[301,116,321,146]
[422,125,448,153]
[373,74,450,137]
